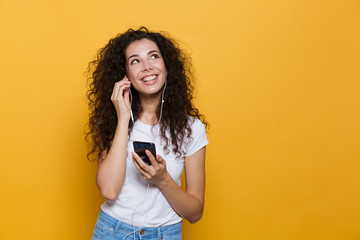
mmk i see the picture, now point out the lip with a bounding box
[140,74,158,85]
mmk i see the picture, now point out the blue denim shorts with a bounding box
[91,210,182,240]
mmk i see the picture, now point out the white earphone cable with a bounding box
[122,183,152,240]
[129,79,167,125]
[122,78,167,240]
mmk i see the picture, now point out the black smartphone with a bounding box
[133,141,157,166]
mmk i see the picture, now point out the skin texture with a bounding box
[96,76,131,201]
[126,39,167,99]
[96,38,206,224]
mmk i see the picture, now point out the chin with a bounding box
[138,81,165,95]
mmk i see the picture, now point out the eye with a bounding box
[130,59,139,64]
[150,54,159,59]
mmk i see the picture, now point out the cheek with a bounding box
[156,61,166,72]
[127,66,139,79]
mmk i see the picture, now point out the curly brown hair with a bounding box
[86,27,207,161]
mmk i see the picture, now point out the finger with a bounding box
[120,76,131,86]
[114,84,131,102]
[123,82,131,96]
[132,154,146,172]
[133,151,158,177]
[118,84,131,96]
[156,155,165,164]
[123,87,130,105]
[114,78,131,89]
[132,158,151,179]
[111,81,123,100]
[111,82,118,101]
[132,152,151,171]
[145,150,158,166]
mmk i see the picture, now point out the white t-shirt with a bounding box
[101,117,209,227]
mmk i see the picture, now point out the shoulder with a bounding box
[187,116,206,129]
[183,116,209,157]
[187,116,207,136]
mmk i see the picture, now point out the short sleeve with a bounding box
[184,118,209,157]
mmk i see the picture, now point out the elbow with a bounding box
[187,210,203,224]
[97,181,120,201]
[96,177,122,201]
[99,188,119,201]
[185,199,204,224]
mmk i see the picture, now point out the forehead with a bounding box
[125,38,160,57]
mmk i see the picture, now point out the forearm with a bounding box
[158,174,204,223]
[132,147,206,223]
[96,119,129,200]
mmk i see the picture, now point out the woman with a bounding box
[86,27,208,240]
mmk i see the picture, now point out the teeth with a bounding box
[143,75,156,82]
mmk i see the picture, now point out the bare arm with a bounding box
[96,77,131,201]
[132,147,206,223]
[96,119,129,200]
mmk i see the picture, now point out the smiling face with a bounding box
[125,38,166,97]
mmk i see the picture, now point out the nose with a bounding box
[142,60,153,71]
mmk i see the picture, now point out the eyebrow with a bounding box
[127,50,160,61]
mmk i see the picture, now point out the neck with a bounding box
[138,93,161,125]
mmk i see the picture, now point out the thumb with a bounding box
[156,155,165,164]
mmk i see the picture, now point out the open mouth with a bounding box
[141,74,158,83]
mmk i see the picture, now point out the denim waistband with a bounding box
[97,210,182,237]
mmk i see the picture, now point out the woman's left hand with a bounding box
[132,150,170,186]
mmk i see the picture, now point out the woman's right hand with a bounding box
[110,76,132,121]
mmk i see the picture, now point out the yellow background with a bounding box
[1,0,359,239]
